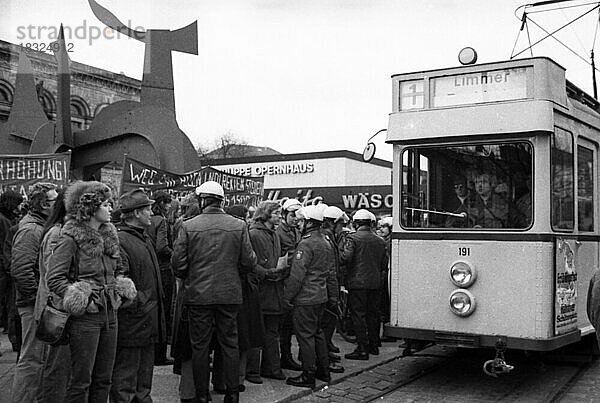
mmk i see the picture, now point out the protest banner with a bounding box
[201,166,264,208]
[121,156,204,194]
[121,157,264,207]
[0,152,71,197]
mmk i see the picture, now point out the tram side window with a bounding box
[577,145,594,232]
[551,128,574,231]
[400,142,532,229]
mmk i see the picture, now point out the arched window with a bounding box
[39,89,56,120]
[0,79,15,122]
[70,96,91,130]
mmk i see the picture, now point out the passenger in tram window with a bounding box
[512,177,532,228]
[445,176,475,228]
[471,173,509,228]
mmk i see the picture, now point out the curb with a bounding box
[274,345,446,403]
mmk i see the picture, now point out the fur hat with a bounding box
[64,181,112,221]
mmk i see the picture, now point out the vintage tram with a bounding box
[383,56,599,364]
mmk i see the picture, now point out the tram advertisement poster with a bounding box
[0,152,71,196]
[555,239,578,335]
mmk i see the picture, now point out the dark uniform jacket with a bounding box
[321,227,340,302]
[340,226,388,290]
[249,221,284,314]
[171,206,257,305]
[116,223,167,347]
[11,212,45,307]
[284,227,336,306]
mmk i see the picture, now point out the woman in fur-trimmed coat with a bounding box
[46,181,137,403]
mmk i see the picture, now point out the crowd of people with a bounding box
[0,179,394,403]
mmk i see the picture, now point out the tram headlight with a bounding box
[449,289,476,317]
[450,261,476,288]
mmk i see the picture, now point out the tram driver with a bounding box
[445,176,475,228]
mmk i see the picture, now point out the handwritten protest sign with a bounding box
[201,166,264,208]
[121,156,203,193]
[122,157,264,207]
[0,152,71,196]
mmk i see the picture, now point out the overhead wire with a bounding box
[527,15,600,71]
[511,3,600,59]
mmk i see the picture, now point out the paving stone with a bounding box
[371,380,393,390]
[328,388,349,397]
[313,390,331,398]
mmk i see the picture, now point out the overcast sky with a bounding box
[2,0,600,161]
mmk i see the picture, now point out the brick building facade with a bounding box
[0,39,140,129]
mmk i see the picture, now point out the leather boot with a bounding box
[223,392,239,403]
[315,368,331,383]
[281,354,303,371]
[344,349,369,360]
[286,371,316,388]
[329,362,345,373]
[328,342,340,353]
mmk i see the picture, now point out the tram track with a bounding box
[367,347,594,403]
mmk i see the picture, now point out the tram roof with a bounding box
[390,56,565,79]
[386,56,600,143]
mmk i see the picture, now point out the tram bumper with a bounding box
[383,324,581,351]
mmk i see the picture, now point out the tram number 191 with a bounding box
[458,247,470,256]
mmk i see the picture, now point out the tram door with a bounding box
[570,137,597,336]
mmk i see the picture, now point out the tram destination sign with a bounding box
[430,67,529,108]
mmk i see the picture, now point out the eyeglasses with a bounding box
[453,184,465,189]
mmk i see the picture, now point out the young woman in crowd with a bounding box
[46,181,136,402]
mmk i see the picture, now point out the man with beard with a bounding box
[11,183,58,402]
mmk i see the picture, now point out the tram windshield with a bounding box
[401,142,532,229]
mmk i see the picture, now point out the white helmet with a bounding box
[379,216,393,228]
[368,211,377,222]
[316,203,329,215]
[195,181,225,200]
[297,205,324,222]
[282,198,302,212]
[323,206,349,223]
[353,209,372,221]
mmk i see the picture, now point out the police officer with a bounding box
[172,181,257,403]
[276,198,303,372]
[321,206,349,365]
[341,209,388,360]
[284,205,337,388]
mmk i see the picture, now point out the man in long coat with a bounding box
[111,189,167,402]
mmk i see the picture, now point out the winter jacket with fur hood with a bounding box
[47,219,135,315]
[11,212,46,307]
